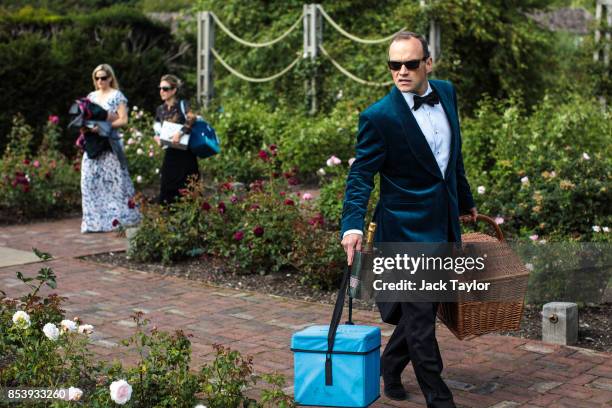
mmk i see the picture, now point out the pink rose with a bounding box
[303,193,313,201]
[48,115,59,125]
[33,160,40,168]
[233,230,244,241]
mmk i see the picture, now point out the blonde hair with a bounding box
[92,64,120,90]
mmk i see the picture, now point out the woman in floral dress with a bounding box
[80,64,140,232]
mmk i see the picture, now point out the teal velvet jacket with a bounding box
[340,80,475,243]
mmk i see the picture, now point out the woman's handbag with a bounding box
[179,101,220,159]
[437,214,531,340]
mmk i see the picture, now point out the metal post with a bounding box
[594,0,611,66]
[303,4,322,114]
[429,20,440,65]
[197,11,215,109]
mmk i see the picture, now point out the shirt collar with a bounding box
[402,82,432,110]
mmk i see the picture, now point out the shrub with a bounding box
[130,145,345,288]
[462,93,612,241]
[0,251,295,407]
[122,105,163,188]
[0,115,80,222]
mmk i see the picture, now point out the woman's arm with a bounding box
[111,103,128,129]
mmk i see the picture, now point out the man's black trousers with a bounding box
[381,301,456,408]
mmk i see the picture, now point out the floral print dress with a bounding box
[80,89,141,232]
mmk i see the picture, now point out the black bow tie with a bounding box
[412,91,440,111]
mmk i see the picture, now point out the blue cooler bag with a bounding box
[291,266,381,407]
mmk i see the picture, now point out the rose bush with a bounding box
[0,116,81,222]
[0,252,295,407]
[130,145,345,287]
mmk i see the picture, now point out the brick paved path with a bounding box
[1,218,611,407]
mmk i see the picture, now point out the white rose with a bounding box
[43,323,60,340]
[68,387,83,401]
[194,405,207,408]
[582,152,590,160]
[155,168,160,174]
[525,263,534,271]
[603,227,609,233]
[133,106,138,111]
[12,311,31,328]
[136,148,144,155]
[521,176,529,185]
[494,216,504,225]
[477,186,485,195]
[592,225,601,233]
[316,168,326,176]
[348,157,356,167]
[60,319,77,333]
[136,175,143,183]
[109,379,132,405]
[78,324,94,335]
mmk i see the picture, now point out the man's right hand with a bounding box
[341,233,362,266]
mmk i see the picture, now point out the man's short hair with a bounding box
[390,31,430,59]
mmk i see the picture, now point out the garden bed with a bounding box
[85,251,612,353]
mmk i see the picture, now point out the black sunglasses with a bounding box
[95,75,109,81]
[159,86,175,92]
[387,57,427,71]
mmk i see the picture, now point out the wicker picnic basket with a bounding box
[437,214,530,340]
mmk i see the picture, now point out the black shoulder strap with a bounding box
[325,264,351,386]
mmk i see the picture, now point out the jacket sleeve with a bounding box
[452,85,475,213]
[340,114,386,237]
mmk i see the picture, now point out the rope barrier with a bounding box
[212,48,301,82]
[316,5,405,45]
[210,11,303,48]
[319,45,393,87]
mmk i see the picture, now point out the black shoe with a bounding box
[383,381,407,401]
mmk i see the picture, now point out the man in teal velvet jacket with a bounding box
[341,32,477,407]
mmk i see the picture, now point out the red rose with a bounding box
[201,202,211,211]
[280,191,286,197]
[48,115,59,125]
[269,144,277,151]
[288,177,299,186]
[284,198,295,206]
[178,188,189,196]
[23,159,30,165]
[258,150,269,161]
[253,226,264,237]
[218,202,226,214]
[127,199,136,209]
[233,230,244,241]
[112,219,120,227]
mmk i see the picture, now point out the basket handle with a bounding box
[459,214,505,242]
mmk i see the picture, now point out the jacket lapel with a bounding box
[390,86,442,179]
[429,81,459,179]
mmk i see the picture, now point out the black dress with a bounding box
[154,100,199,204]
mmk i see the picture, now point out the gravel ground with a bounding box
[85,251,612,353]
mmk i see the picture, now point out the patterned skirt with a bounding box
[81,151,141,233]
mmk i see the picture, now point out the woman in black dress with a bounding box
[153,74,199,204]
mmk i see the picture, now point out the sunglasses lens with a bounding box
[388,61,402,70]
[159,86,174,91]
[388,60,422,71]
[96,76,108,81]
